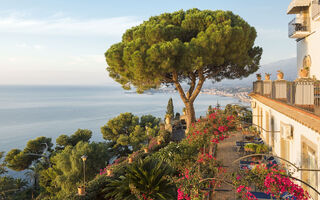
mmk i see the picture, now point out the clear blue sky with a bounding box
[0,0,295,85]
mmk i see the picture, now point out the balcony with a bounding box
[252,79,320,116]
[312,0,320,20]
[287,0,310,14]
[288,17,310,38]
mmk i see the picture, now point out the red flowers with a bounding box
[177,188,190,200]
[218,125,228,132]
[197,153,215,163]
[208,113,216,119]
[236,185,257,200]
[264,172,310,199]
[211,138,219,144]
[235,163,310,200]
[227,115,234,121]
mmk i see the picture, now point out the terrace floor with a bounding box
[214,131,243,200]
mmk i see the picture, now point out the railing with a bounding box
[253,79,320,116]
[288,17,310,37]
[312,0,320,20]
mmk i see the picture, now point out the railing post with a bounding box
[287,82,295,105]
[271,81,275,99]
[314,81,320,115]
[294,78,315,112]
[263,80,272,98]
[253,81,256,93]
[255,80,263,95]
[274,80,287,102]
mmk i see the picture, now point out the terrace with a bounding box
[288,17,310,38]
[252,77,320,117]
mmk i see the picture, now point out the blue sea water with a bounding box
[0,85,245,152]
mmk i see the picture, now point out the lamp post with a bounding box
[81,155,87,189]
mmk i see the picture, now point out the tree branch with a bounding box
[172,71,188,104]
[186,73,196,99]
[190,69,206,102]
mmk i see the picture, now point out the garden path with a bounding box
[214,131,243,200]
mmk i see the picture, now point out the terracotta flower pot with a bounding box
[144,148,149,153]
[244,147,251,152]
[265,75,270,80]
[277,72,284,80]
[242,131,249,135]
[107,169,112,176]
[78,186,85,196]
[257,76,261,81]
[251,155,262,161]
[299,68,309,78]
[128,157,133,163]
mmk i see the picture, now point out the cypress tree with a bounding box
[166,98,174,119]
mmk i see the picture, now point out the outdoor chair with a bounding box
[255,138,264,144]
[250,192,272,199]
[250,192,297,200]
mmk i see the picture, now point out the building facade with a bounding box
[251,0,320,199]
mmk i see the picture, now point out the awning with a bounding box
[287,0,310,14]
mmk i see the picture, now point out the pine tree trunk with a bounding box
[185,101,196,132]
[172,70,205,131]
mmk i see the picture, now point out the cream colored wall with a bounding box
[297,26,320,80]
[296,4,320,80]
[252,101,258,128]
[252,99,320,197]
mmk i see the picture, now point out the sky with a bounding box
[0,0,296,86]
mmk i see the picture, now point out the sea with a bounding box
[0,85,247,153]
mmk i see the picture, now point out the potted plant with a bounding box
[128,155,133,164]
[255,144,268,154]
[78,185,85,196]
[106,164,113,176]
[299,66,309,78]
[242,128,251,135]
[244,143,257,153]
[265,73,271,80]
[157,136,164,145]
[277,70,284,80]
[143,144,149,153]
[256,73,262,81]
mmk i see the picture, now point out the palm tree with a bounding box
[25,166,41,199]
[104,158,176,200]
[14,178,27,191]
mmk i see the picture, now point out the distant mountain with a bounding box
[203,57,297,88]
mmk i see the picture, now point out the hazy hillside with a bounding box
[204,57,297,88]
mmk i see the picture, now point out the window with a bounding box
[265,111,270,145]
[280,126,290,162]
[270,117,275,150]
[312,0,320,20]
[302,143,318,200]
[259,108,263,133]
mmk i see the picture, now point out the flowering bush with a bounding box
[186,108,237,149]
[174,152,224,200]
[236,185,257,200]
[174,108,237,199]
[233,163,310,200]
